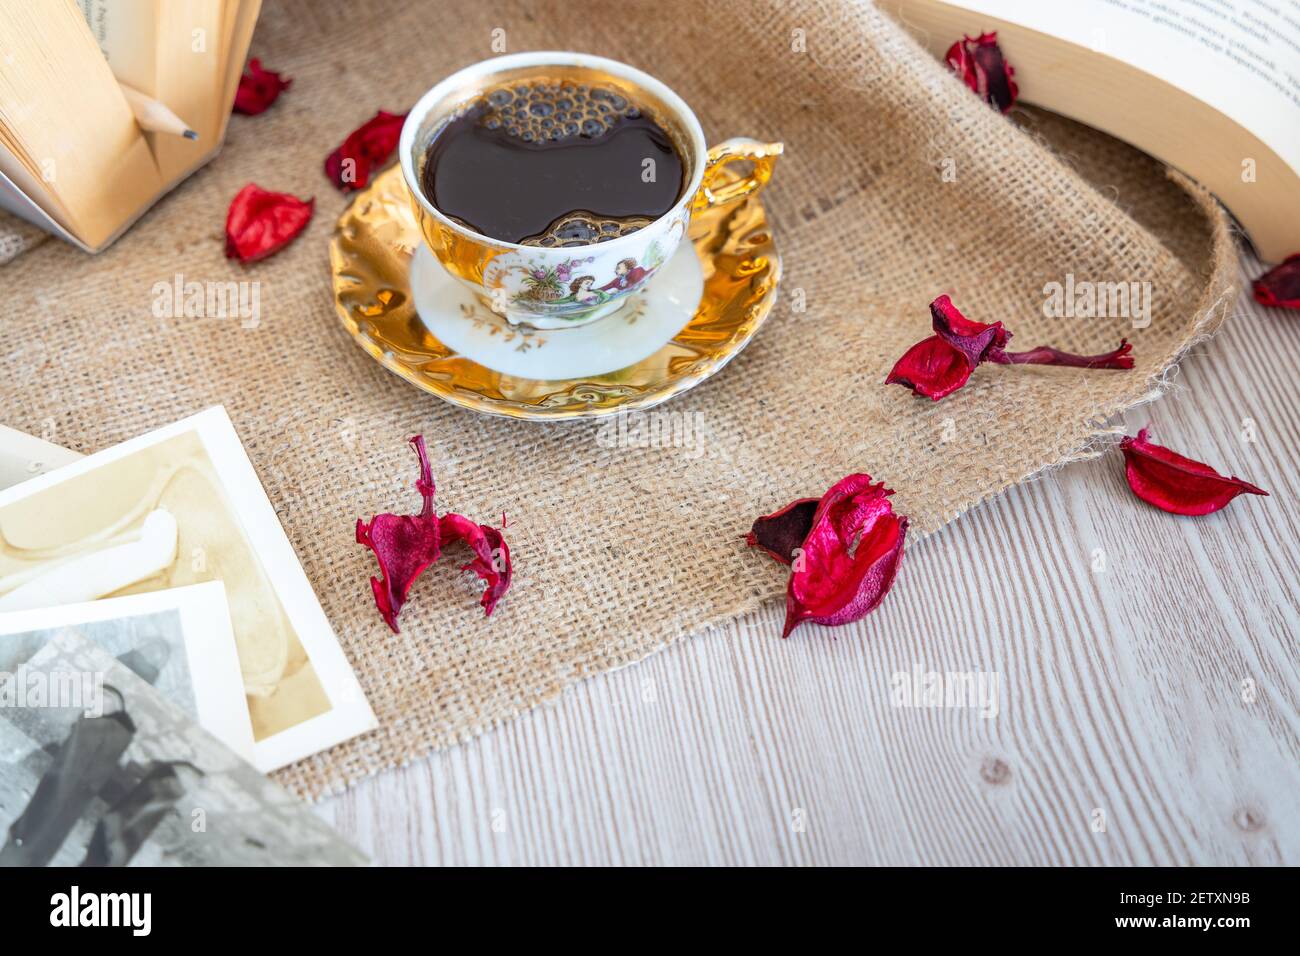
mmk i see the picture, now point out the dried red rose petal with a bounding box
[1252,254,1300,310]
[886,296,1009,399]
[357,435,513,631]
[233,58,291,115]
[224,183,313,262]
[885,334,975,400]
[356,436,442,632]
[324,110,407,192]
[439,513,513,617]
[945,32,1018,113]
[887,295,1134,401]
[746,498,818,565]
[1120,428,1268,516]
[784,475,907,638]
[932,294,1010,361]
[749,475,908,639]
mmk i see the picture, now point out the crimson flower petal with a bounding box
[931,293,1010,362]
[325,110,407,192]
[223,184,313,262]
[781,474,908,638]
[886,334,976,400]
[746,498,819,564]
[945,32,1018,113]
[888,295,1133,400]
[356,436,441,633]
[1120,428,1268,516]
[233,58,291,115]
[886,296,1009,399]
[439,513,513,616]
[1252,254,1300,310]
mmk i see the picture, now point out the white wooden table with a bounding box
[318,251,1299,865]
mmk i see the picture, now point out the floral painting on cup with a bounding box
[488,229,679,325]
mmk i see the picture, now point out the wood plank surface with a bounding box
[317,252,1300,865]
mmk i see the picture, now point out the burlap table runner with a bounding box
[0,0,1234,798]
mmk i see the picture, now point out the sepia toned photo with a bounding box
[0,407,374,770]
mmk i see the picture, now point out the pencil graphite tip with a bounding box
[183,129,199,140]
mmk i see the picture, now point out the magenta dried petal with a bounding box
[357,436,514,628]
[233,58,291,115]
[325,110,407,192]
[886,296,1009,400]
[356,512,440,632]
[473,524,512,615]
[931,294,1010,361]
[889,295,1132,401]
[1252,254,1300,310]
[945,32,1019,113]
[223,184,313,263]
[782,474,908,638]
[439,513,513,616]
[1120,427,1268,516]
[356,436,440,633]
[886,334,977,400]
[746,498,819,564]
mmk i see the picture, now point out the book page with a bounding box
[217,0,263,142]
[945,0,1300,175]
[0,144,80,242]
[76,0,158,92]
[151,0,226,183]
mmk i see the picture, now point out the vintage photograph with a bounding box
[0,423,81,490]
[0,583,255,760]
[0,407,374,770]
[0,628,366,866]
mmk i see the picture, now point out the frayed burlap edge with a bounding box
[945,169,1238,506]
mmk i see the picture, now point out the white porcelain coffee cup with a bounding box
[399,51,781,330]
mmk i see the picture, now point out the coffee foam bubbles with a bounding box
[482,78,642,143]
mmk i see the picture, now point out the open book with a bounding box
[886,0,1300,262]
[0,0,261,253]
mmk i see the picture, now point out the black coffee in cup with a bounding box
[420,78,685,246]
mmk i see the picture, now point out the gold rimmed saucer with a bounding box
[328,164,781,421]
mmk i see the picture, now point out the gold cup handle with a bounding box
[692,138,783,212]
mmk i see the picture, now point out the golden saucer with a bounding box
[328,164,781,421]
